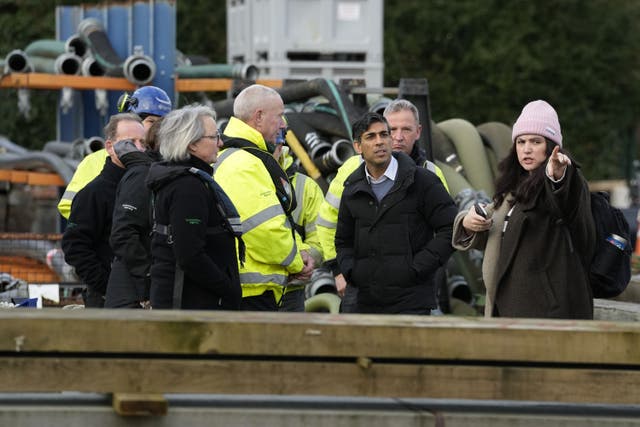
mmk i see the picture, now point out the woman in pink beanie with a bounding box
[452,100,595,319]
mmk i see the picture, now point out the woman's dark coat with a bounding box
[146,155,241,310]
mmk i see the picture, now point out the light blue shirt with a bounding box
[365,156,398,201]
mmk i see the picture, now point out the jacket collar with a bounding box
[102,157,126,183]
[222,116,268,151]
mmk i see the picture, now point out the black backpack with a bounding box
[588,191,632,298]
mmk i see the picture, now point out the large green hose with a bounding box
[24,39,66,59]
[484,145,499,179]
[432,121,466,177]
[476,122,513,165]
[437,118,495,197]
[434,160,475,197]
[304,293,341,313]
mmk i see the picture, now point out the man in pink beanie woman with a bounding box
[452,100,596,319]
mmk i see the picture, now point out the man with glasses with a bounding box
[335,112,456,314]
[215,84,314,311]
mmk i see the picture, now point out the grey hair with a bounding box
[233,84,281,121]
[383,99,420,125]
[158,104,217,162]
[103,113,141,141]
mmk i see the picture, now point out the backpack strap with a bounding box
[547,190,575,254]
[222,138,297,215]
[219,138,299,239]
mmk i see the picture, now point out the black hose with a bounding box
[313,138,355,174]
[65,34,88,58]
[78,18,124,77]
[286,114,332,159]
[287,111,351,140]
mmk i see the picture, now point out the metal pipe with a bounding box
[65,34,88,58]
[175,63,259,80]
[0,393,639,419]
[4,50,32,73]
[54,52,82,75]
[122,51,156,85]
[313,138,355,174]
[77,18,124,77]
[81,55,105,77]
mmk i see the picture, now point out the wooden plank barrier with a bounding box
[0,309,638,406]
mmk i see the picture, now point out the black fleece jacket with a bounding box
[105,150,160,307]
[62,157,125,298]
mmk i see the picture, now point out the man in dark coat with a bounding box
[62,113,146,307]
[335,112,457,314]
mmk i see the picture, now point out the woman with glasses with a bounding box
[146,104,243,310]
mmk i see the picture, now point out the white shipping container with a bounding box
[227,0,384,86]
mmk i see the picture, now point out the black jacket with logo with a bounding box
[105,150,160,307]
[146,155,242,310]
[62,157,125,305]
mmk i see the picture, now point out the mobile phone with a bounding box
[474,203,488,219]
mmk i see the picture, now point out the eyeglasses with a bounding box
[201,133,221,143]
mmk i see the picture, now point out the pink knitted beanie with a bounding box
[511,100,562,147]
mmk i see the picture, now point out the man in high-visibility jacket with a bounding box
[215,84,314,311]
[317,99,449,310]
[57,86,172,219]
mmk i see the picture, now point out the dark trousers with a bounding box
[82,288,105,308]
[279,288,305,312]
[339,284,358,313]
[240,290,278,311]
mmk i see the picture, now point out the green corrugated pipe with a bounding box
[24,39,66,59]
[438,118,496,197]
[175,63,259,80]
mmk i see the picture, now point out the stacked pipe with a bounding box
[77,18,155,85]
[3,39,82,76]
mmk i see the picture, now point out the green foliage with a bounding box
[385,0,640,179]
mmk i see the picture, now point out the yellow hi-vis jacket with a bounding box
[280,151,324,266]
[316,154,450,262]
[290,171,324,266]
[216,117,304,302]
[57,149,109,219]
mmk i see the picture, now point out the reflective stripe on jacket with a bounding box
[216,117,304,301]
[58,149,109,219]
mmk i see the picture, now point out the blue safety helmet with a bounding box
[117,86,172,117]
